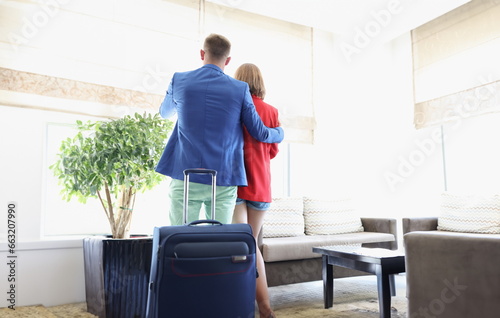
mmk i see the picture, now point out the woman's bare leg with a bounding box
[233,204,275,317]
[247,207,274,317]
[232,203,248,223]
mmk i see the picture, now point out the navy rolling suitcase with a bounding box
[146,169,257,318]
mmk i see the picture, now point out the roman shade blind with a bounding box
[412,0,500,129]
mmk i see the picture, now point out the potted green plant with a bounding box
[51,112,173,238]
[50,112,173,318]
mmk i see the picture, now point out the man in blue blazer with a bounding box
[156,33,284,225]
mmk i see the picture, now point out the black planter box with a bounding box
[83,236,153,318]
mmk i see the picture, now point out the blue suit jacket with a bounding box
[155,64,284,186]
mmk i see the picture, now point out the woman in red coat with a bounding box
[232,63,280,318]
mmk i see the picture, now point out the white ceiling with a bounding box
[207,0,470,42]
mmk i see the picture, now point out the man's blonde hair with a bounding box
[234,63,266,99]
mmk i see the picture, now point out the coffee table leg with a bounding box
[376,268,392,318]
[322,255,333,308]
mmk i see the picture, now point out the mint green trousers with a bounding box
[168,179,237,225]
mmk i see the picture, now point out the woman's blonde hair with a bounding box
[234,63,266,99]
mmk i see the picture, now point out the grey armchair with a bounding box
[404,218,500,318]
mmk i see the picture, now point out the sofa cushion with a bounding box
[438,192,500,234]
[303,197,364,235]
[261,232,395,262]
[262,197,305,238]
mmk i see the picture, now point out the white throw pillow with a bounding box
[438,192,500,234]
[303,197,364,235]
[262,197,305,238]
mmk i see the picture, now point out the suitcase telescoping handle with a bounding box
[183,169,217,225]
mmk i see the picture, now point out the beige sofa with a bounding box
[403,192,500,318]
[258,197,398,287]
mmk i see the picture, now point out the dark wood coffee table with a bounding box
[312,246,405,318]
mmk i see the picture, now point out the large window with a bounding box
[43,122,109,236]
[411,0,500,194]
[0,106,172,238]
[43,120,174,237]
